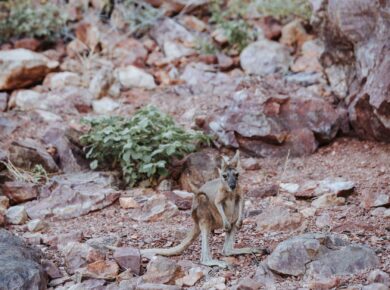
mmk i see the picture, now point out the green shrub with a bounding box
[256,0,312,21]
[80,106,211,187]
[0,0,67,44]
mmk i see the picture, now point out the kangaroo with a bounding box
[141,151,263,268]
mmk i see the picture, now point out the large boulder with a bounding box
[25,172,120,220]
[207,79,345,157]
[267,233,379,280]
[0,229,47,290]
[312,0,390,142]
[9,138,59,173]
[0,49,59,91]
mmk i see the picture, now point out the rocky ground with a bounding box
[0,0,389,289]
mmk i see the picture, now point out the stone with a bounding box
[42,127,82,173]
[267,233,379,279]
[6,205,28,225]
[280,19,312,48]
[306,245,380,280]
[67,279,105,290]
[312,0,390,142]
[142,256,183,284]
[83,260,119,280]
[62,241,106,274]
[233,277,261,290]
[43,72,81,90]
[291,39,324,73]
[150,18,195,60]
[92,97,120,114]
[241,158,261,171]
[27,219,48,232]
[368,270,390,287]
[165,190,193,210]
[0,48,58,90]
[362,284,389,290]
[113,247,141,275]
[279,183,299,194]
[181,15,207,32]
[116,66,156,90]
[131,194,178,222]
[2,181,39,204]
[9,138,59,173]
[0,196,9,210]
[258,16,282,40]
[42,259,62,279]
[86,234,121,251]
[252,262,278,290]
[119,197,140,209]
[25,172,120,220]
[315,212,332,228]
[89,68,114,99]
[13,38,40,51]
[208,80,344,157]
[256,206,304,232]
[362,191,390,209]
[311,193,345,208]
[10,90,43,111]
[179,148,219,191]
[296,178,355,199]
[240,40,292,76]
[178,267,204,287]
[0,229,47,290]
[136,283,180,290]
[109,38,148,67]
[203,277,226,290]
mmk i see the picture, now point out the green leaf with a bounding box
[90,160,98,170]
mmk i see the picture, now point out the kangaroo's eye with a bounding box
[222,173,228,178]
[234,172,239,177]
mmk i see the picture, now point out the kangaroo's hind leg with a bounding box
[199,221,228,268]
[222,224,264,256]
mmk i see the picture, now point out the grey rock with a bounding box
[9,138,59,173]
[267,233,379,280]
[113,247,141,275]
[240,40,292,76]
[25,172,120,220]
[0,229,47,290]
[6,205,28,225]
[142,256,183,284]
[362,284,389,290]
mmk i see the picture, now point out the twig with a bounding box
[277,149,290,195]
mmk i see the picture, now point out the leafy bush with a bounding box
[80,106,211,187]
[0,0,67,43]
[256,0,312,21]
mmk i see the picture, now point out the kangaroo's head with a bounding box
[219,151,242,192]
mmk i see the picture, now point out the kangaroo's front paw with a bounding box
[235,219,243,229]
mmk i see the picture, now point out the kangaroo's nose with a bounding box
[228,180,237,190]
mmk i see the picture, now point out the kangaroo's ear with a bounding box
[217,168,222,177]
[220,156,228,170]
[230,150,240,166]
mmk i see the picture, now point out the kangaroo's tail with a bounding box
[140,225,200,257]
